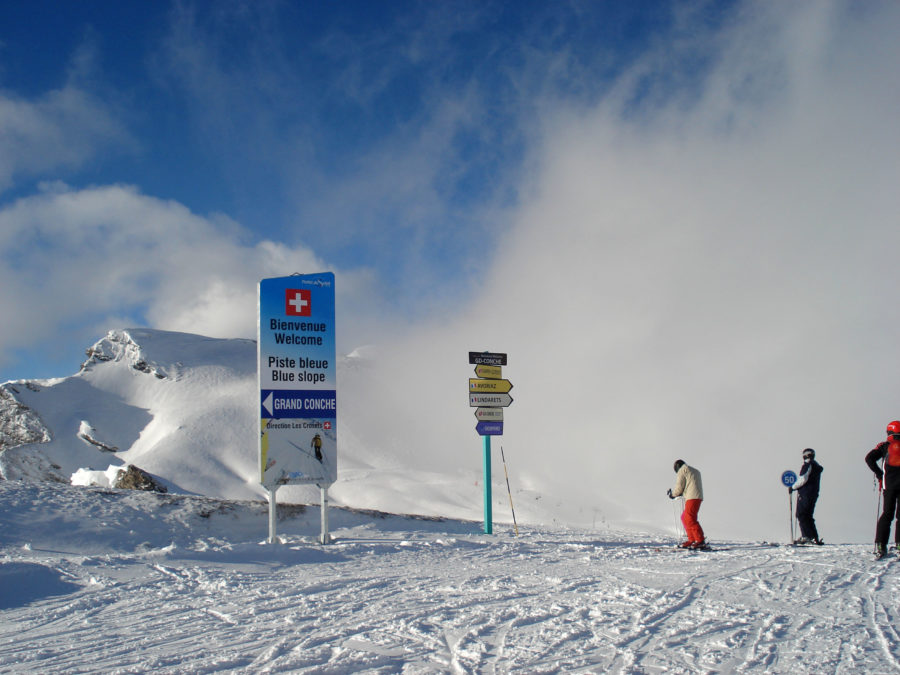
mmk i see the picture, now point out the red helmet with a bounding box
[888,421,900,435]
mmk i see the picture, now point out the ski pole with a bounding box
[875,476,883,555]
[672,499,680,540]
[500,446,519,537]
[673,496,686,543]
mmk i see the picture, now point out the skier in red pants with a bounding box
[667,459,707,549]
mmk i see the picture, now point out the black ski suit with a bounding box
[866,438,900,547]
[793,459,822,542]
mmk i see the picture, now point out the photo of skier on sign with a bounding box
[312,433,323,463]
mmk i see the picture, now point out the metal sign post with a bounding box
[781,470,798,545]
[483,435,492,534]
[267,487,278,544]
[319,484,331,544]
[469,351,512,535]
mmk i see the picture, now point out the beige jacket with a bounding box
[671,464,703,501]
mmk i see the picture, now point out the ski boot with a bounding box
[875,543,887,559]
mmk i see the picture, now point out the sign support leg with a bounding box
[320,485,332,545]
[788,488,794,544]
[483,435,492,534]
[267,486,278,544]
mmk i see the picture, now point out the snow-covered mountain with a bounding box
[0,328,525,523]
[0,329,260,496]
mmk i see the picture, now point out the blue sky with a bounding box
[0,0,731,381]
[3,1,900,540]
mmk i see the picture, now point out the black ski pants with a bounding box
[876,488,900,546]
[796,492,819,541]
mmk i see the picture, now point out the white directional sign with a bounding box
[469,392,513,408]
[474,407,504,421]
[258,273,336,488]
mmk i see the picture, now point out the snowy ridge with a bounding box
[1,479,897,673]
[0,329,265,499]
[81,329,167,379]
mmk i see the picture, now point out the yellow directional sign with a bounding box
[474,364,502,379]
[469,378,513,393]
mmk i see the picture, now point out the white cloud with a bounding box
[0,45,132,194]
[0,184,382,374]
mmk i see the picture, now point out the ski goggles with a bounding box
[802,452,814,460]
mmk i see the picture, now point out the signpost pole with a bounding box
[469,351,508,537]
[267,486,278,545]
[320,485,332,544]
[781,470,798,545]
[483,435,492,534]
[788,489,794,544]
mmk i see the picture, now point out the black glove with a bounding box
[666,489,673,499]
[788,487,793,493]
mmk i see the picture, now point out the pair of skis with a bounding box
[874,546,900,560]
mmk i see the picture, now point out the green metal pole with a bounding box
[483,434,492,534]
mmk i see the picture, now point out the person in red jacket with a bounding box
[865,420,900,558]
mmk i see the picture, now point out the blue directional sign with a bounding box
[258,273,336,487]
[781,470,798,488]
[476,421,504,436]
[261,390,337,419]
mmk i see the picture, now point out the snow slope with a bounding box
[1,479,897,674]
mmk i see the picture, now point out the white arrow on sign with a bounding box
[262,392,273,417]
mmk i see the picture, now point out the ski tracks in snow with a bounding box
[3,533,900,673]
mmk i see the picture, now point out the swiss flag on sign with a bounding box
[285,289,311,316]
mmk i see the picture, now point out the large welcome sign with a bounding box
[258,273,337,488]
